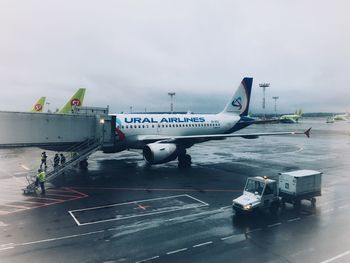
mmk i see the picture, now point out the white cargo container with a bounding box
[279,170,322,197]
[232,170,323,214]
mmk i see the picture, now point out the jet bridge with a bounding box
[0,107,116,150]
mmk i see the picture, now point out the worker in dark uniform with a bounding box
[40,152,47,169]
[60,153,66,165]
[53,153,60,169]
[35,168,46,195]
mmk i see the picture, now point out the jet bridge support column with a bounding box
[100,115,116,152]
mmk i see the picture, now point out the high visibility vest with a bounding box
[37,171,46,183]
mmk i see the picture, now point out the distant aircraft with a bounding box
[58,88,86,114]
[333,111,349,121]
[280,109,302,123]
[30,97,46,113]
[106,78,310,168]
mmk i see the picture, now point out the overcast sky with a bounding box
[0,0,349,114]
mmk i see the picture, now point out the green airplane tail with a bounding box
[58,88,86,114]
[30,97,46,112]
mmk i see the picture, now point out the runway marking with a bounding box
[13,172,27,176]
[135,204,149,210]
[69,194,209,226]
[135,256,160,263]
[166,248,188,255]
[338,205,350,209]
[245,228,262,234]
[320,250,350,263]
[288,217,301,222]
[18,229,107,247]
[267,222,282,228]
[322,208,334,214]
[0,246,14,251]
[20,165,30,171]
[1,204,30,209]
[70,186,241,193]
[193,241,213,248]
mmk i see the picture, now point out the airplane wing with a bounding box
[138,128,312,144]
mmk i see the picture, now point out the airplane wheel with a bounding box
[178,154,191,169]
[79,160,88,169]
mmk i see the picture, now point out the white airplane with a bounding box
[106,77,310,168]
[333,111,349,121]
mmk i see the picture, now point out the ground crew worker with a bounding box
[53,153,60,168]
[40,152,47,169]
[60,153,66,165]
[35,168,46,195]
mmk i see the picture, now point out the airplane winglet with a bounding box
[304,127,312,138]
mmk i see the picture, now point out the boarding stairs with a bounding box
[23,139,101,194]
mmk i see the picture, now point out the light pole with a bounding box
[272,96,279,118]
[168,92,176,113]
[129,106,133,113]
[46,102,51,113]
[259,83,270,119]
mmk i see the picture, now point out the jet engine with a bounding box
[143,143,178,165]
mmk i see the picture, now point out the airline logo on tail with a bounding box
[222,77,252,116]
[34,104,43,111]
[58,88,86,114]
[232,97,242,110]
[30,97,46,113]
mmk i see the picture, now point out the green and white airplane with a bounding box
[280,109,302,123]
[333,111,349,121]
[58,88,86,114]
[30,97,46,113]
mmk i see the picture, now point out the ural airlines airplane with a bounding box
[108,78,310,168]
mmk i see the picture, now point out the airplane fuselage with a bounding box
[111,113,241,150]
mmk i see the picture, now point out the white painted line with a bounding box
[69,195,209,226]
[135,255,160,263]
[320,250,350,263]
[193,241,213,248]
[221,235,236,240]
[268,222,282,228]
[68,211,81,226]
[0,243,14,247]
[13,172,27,175]
[0,247,14,251]
[69,194,191,213]
[245,228,262,234]
[185,194,209,206]
[72,203,208,226]
[288,217,301,222]
[338,205,350,209]
[322,209,334,214]
[166,248,188,255]
[19,229,106,246]
[20,165,30,171]
[219,206,231,210]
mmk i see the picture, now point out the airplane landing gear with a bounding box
[79,159,88,169]
[178,152,191,169]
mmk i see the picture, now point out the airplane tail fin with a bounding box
[221,77,253,117]
[58,88,86,114]
[30,96,46,112]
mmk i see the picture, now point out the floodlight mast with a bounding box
[168,92,176,113]
[272,96,279,117]
[259,83,270,119]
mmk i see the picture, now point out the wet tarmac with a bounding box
[0,118,349,263]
